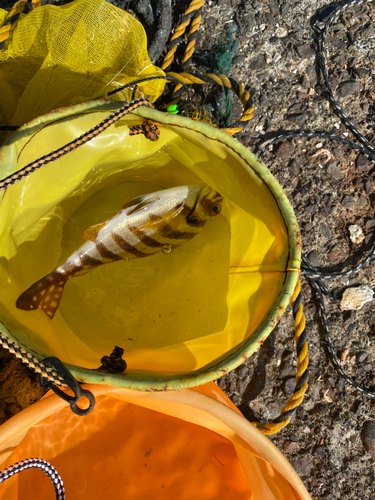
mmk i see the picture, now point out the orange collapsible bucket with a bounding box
[0,382,311,500]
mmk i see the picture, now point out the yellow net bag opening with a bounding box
[0,382,311,500]
[0,101,301,389]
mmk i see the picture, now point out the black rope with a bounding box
[258,0,375,400]
[148,0,173,64]
[0,458,65,500]
[317,0,375,159]
[106,74,191,100]
[259,130,375,161]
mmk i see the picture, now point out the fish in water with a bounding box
[16,184,223,319]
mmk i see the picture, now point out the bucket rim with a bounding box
[0,101,301,391]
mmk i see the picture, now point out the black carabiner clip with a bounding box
[39,357,95,416]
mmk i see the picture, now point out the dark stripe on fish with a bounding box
[158,223,197,239]
[131,229,165,248]
[96,242,122,261]
[80,253,103,267]
[112,233,150,257]
[186,219,206,228]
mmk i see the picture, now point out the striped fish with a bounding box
[16,184,223,319]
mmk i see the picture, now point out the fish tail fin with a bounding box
[16,271,69,319]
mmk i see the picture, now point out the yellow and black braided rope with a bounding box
[161,0,205,71]
[255,277,309,435]
[0,0,27,43]
[0,331,67,388]
[0,0,41,43]
[181,5,203,70]
[167,71,254,135]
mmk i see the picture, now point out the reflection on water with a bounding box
[1,395,251,500]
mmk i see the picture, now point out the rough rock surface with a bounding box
[1,0,375,498]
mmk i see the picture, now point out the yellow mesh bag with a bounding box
[0,0,165,129]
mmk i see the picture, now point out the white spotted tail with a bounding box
[16,184,223,319]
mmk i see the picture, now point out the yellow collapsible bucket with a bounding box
[0,101,301,390]
[0,382,311,500]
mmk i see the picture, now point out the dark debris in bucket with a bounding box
[1,0,375,498]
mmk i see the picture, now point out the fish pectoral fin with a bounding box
[82,221,108,242]
[137,203,185,231]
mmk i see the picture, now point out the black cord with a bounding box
[258,0,375,400]
[106,74,191,100]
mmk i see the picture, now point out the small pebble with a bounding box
[249,55,266,70]
[290,456,313,477]
[315,446,325,457]
[283,440,299,453]
[320,222,332,240]
[358,195,367,208]
[286,113,307,125]
[341,194,355,209]
[275,142,295,157]
[340,285,374,311]
[364,364,373,372]
[302,283,312,297]
[306,65,317,86]
[349,224,365,244]
[365,180,373,195]
[353,67,370,78]
[361,421,375,459]
[327,246,346,264]
[289,159,300,175]
[305,303,316,316]
[356,351,368,363]
[338,81,363,97]
[237,366,248,378]
[279,361,294,379]
[333,54,346,66]
[362,102,370,113]
[275,27,288,37]
[307,250,319,267]
[327,162,345,180]
[296,44,315,59]
[356,153,371,171]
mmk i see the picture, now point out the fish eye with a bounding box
[209,204,221,216]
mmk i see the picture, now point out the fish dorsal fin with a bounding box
[82,221,108,242]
